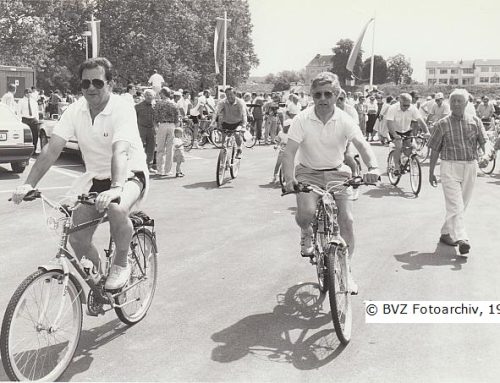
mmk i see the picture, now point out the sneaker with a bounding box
[148,168,157,175]
[439,233,458,247]
[192,142,200,149]
[300,228,314,257]
[235,149,242,159]
[271,175,278,184]
[105,263,131,290]
[456,240,471,255]
[176,172,185,177]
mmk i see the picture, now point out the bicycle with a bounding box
[414,134,429,162]
[216,127,242,187]
[1,190,158,381]
[479,126,499,175]
[282,177,374,345]
[387,135,423,196]
[182,116,224,150]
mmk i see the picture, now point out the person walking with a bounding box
[427,89,488,256]
[153,88,179,177]
[19,88,40,155]
[135,89,156,173]
[172,127,185,177]
[1,83,17,113]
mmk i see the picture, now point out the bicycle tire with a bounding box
[210,128,224,149]
[415,137,429,162]
[279,166,286,192]
[1,269,82,381]
[243,127,257,148]
[230,144,240,179]
[325,245,352,345]
[354,154,362,176]
[387,150,401,186]
[115,229,158,325]
[314,204,330,294]
[183,126,194,151]
[409,155,422,196]
[216,148,228,186]
[480,154,496,175]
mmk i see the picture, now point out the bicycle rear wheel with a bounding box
[230,144,240,179]
[183,127,194,151]
[210,128,224,149]
[480,153,496,174]
[115,230,158,325]
[216,148,228,186]
[1,270,82,381]
[325,245,352,345]
[387,150,401,186]
[409,155,422,196]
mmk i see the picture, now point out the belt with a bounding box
[300,163,341,171]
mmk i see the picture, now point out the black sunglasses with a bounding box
[313,91,334,99]
[80,78,106,90]
[401,104,411,108]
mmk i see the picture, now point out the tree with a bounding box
[331,39,363,85]
[265,70,304,92]
[361,55,387,84]
[387,54,413,85]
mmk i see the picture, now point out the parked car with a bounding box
[39,112,80,153]
[0,103,34,173]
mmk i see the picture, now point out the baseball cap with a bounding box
[173,91,181,97]
[426,96,432,101]
[435,92,444,100]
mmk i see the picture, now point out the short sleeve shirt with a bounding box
[385,103,421,133]
[53,94,147,178]
[288,107,364,169]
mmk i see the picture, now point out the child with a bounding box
[272,119,290,183]
[173,127,185,177]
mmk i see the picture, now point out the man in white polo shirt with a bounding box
[282,72,380,294]
[12,57,148,291]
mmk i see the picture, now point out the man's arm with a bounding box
[351,135,380,183]
[282,139,299,191]
[428,148,439,186]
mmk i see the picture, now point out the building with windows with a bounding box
[305,54,333,84]
[426,60,500,86]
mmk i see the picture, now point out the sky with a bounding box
[246,0,500,82]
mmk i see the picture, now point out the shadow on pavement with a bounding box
[211,282,346,370]
[363,184,416,199]
[0,166,22,180]
[258,182,281,190]
[394,243,467,271]
[182,181,219,189]
[59,318,130,381]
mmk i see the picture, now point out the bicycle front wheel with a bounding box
[415,137,429,162]
[230,144,240,179]
[115,230,158,325]
[243,128,257,148]
[409,155,422,196]
[210,128,224,149]
[182,126,194,151]
[325,245,352,345]
[216,148,228,186]
[387,150,401,186]
[1,270,82,381]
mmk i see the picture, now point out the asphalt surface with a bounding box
[1,142,500,382]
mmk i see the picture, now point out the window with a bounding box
[480,66,489,72]
[439,69,448,74]
[492,66,500,72]
[428,79,437,85]
[428,69,435,75]
[438,79,448,84]
[480,77,490,83]
[491,76,500,83]
[449,78,459,85]
[462,68,474,74]
[462,78,474,85]
[450,69,458,74]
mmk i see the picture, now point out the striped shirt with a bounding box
[153,99,179,123]
[427,113,487,161]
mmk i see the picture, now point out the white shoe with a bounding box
[105,264,131,290]
[300,228,314,256]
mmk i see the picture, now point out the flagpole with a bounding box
[369,16,376,90]
[223,10,227,88]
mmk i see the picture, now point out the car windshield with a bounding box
[0,105,20,124]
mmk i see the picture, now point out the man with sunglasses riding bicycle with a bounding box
[12,57,149,291]
[282,72,380,293]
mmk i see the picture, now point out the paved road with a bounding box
[1,143,500,382]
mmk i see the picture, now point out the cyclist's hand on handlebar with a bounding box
[95,188,122,212]
[284,178,299,193]
[11,184,34,204]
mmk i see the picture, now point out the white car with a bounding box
[39,113,80,153]
[0,103,34,173]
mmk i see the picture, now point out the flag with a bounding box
[346,18,374,73]
[214,19,224,74]
[86,17,101,58]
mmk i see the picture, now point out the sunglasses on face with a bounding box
[401,104,411,108]
[337,97,345,102]
[80,78,106,90]
[313,91,334,99]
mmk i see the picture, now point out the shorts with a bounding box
[389,130,412,140]
[173,150,185,163]
[221,121,242,131]
[89,171,146,194]
[295,164,352,199]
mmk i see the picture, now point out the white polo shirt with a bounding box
[53,94,148,192]
[385,102,421,133]
[288,106,363,169]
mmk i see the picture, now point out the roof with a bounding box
[426,59,500,68]
[0,64,34,71]
[306,54,333,67]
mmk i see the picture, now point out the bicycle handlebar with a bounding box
[281,176,379,197]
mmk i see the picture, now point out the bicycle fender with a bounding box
[37,264,88,304]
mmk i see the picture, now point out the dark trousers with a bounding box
[139,126,156,166]
[366,114,377,134]
[253,118,263,140]
[22,117,39,154]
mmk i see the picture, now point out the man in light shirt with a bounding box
[121,83,136,106]
[19,88,40,155]
[148,69,165,96]
[428,92,450,126]
[1,83,17,114]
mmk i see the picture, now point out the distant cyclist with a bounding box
[211,86,247,158]
[12,57,148,291]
